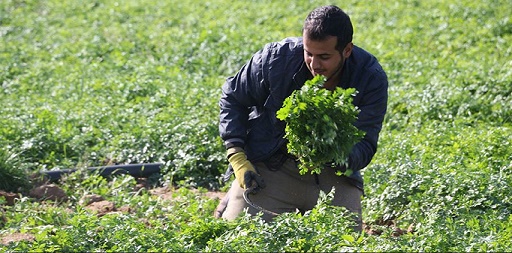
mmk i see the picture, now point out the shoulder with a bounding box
[350,46,387,82]
[261,37,304,58]
[248,37,304,80]
[247,37,303,71]
[351,46,385,73]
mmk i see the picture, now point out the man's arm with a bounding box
[219,47,269,149]
[348,68,388,171]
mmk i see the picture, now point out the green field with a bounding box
[1,0,511,251]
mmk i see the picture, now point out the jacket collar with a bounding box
[292,62,313,88]
[339,58,351,89]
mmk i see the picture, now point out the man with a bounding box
[216,5,388,231]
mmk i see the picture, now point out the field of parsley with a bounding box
[1,0,511,251]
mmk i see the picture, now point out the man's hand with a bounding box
[228,151,265,191]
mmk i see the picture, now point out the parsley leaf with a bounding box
[276,75,365,175]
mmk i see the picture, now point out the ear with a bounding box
[343,42,353,58]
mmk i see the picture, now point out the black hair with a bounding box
[303,5,353,51]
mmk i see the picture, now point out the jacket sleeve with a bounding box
[218,47,270,149]
[348,68,388,171]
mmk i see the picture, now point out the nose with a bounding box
[310,56,321,70]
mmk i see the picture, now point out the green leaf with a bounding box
[276,75,365,174]
[341,234,355,243]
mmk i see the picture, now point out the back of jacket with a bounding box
[219,37,388,185]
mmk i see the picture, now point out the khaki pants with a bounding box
[218,158,363,231]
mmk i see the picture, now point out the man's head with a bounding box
[302,5,354,88]
[303,5,353,52]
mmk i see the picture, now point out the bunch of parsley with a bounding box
[276,75,365,175]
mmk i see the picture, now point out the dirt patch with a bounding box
[28,184,68,202]
[0,184,226,245]
[1,232,35,245]
[79,194,105,206]
[85,200,116,216]
[0,191,20,206]
[203,191,226,200]
[81,198,133,217]
[149,186,226,202]
[363,219,415,237]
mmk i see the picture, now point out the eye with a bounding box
[319,55,330,60]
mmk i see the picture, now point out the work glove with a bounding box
[228,150,266,191]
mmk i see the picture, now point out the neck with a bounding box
[324,77,339,90]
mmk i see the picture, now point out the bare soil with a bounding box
[0,181,226,245]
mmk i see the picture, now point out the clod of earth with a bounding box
[0,191,19,206]
[28,184,68,202]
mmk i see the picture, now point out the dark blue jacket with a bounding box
[219,37,388,187]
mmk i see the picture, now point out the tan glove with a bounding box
[228,150,265,190]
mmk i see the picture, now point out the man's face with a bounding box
[303,31,352,88]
